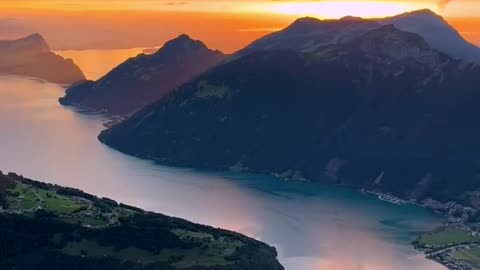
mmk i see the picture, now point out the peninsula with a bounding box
[0,171,283,270]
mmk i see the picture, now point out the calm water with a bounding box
[0,73,447,270]
[56,48,149,80]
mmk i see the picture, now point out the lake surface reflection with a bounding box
[0,75,446,270]
[56,48,148,80]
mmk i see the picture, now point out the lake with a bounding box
[0,55,447,270]
[56,48,151,80]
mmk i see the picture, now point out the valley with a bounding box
[0,74,446,270]
[3,7,480,270]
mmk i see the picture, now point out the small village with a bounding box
[362,188,480,269]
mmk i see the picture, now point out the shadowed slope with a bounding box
[100,26,480,206]
[60,35,226,116]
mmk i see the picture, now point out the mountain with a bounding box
[236,9,480,63]
[0,171,283,270]
[59,35,226,116]
[0,34,85,84]
[99,25,480,207]
[383,9,480,62]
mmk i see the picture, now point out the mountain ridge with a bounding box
[59,34,226,116]
[236,9,480,63]
[0,34,85,84]
[98,25,480,208]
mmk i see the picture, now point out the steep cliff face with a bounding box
[0,34,85,85]
[99,26,480,205]
[59,35,226,116]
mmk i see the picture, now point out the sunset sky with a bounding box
[1,0,479,52]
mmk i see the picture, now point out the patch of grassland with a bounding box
[173,229,214,240]
[419,227,480,247]
[5,184,83,215]
[453,246,480,267]
[171,229,243,268]
[36,190,83,215]
[61,230,244,268]
[195,80,230,100]
[6,184,40,210]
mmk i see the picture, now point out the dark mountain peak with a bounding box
[292,16,322,25]
[340,16,363,21]
[158,34,211,55]
[388,9,446,25]
[23,33,46,42]
[288,15,370,30]
[395,9,442,19]
[177,33,191,39]
[286,17,324,32]
[0,33,50,53]
[281,15,380,40]
[60,34,225,115]
[20,33,49,49]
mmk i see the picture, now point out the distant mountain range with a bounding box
[0,34,85,84]
[237,9,480,63]
[60,10,480,117]
[59,35,226,116]
[99,23,480,208]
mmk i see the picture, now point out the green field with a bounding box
[171,229,243,268]
[61,230,243,268]
[6,183,83,215]
[7,184,40,210]
[454,246,480,267]
[36,189,83,215]
[419,227,480,247]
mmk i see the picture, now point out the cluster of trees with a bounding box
[0,212,283,270]
[0,172,283,270]
[0,172,15,208]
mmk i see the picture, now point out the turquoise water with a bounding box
[0,75,446,270]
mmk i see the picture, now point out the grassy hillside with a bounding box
[0,172,283,270]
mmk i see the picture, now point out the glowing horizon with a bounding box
[1,0,479,53]
[0,0,467,18]
[266,1,438,19]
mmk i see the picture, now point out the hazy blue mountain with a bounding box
[382,9,480,62]
[100,25,480,206]
[236,9,480,63]
[60,35,226,116]
[0,34,85,84]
